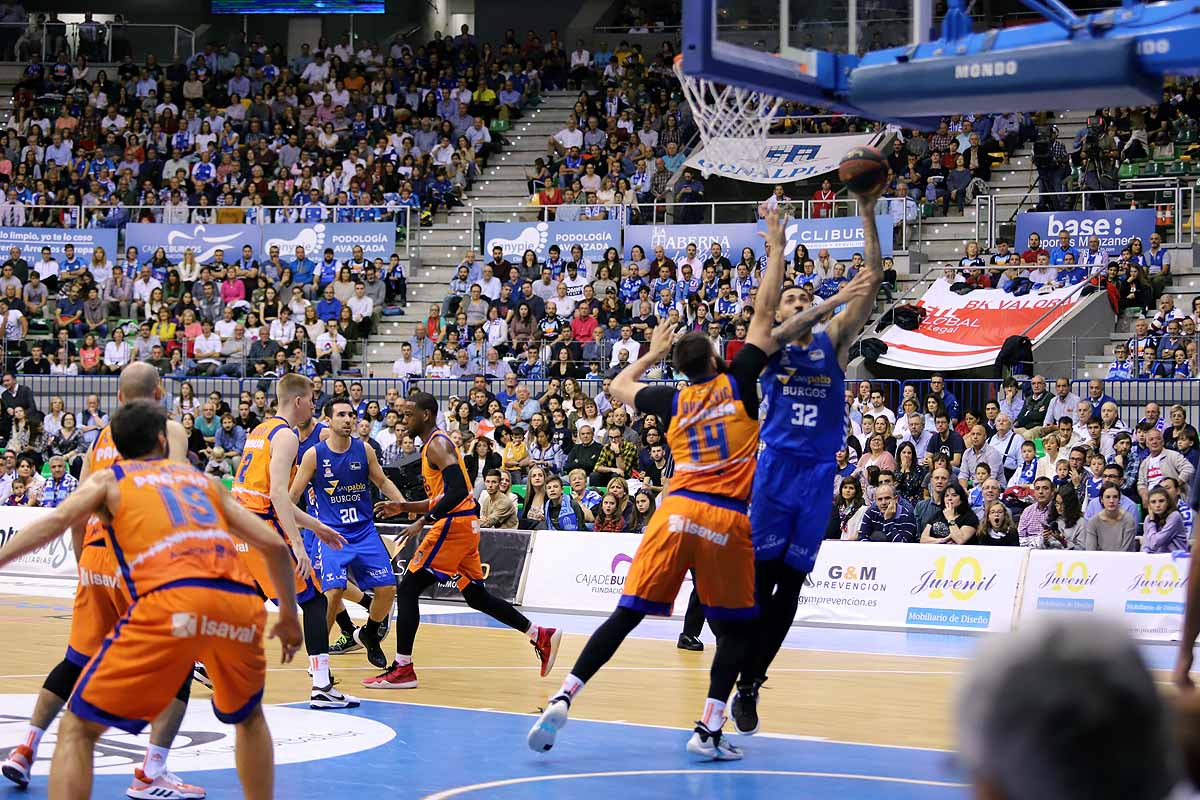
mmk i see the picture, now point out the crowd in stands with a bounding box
[833,373,1197,554]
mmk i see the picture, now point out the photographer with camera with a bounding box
[1077,117,1117,209]
[1033,125,1070,211]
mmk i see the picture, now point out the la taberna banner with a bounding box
[624,217,894,266]
[684,132,885,183]
[1014,209,1156,255]
[483,220,621,264]
[126,222,396,264]
[0,228,118,263]
[876,277,1086,371]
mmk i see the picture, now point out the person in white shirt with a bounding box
[610,325,641,366]
[758,184,791,218]
[476,265,501,301]
[677,242,703,278]
[102,328,131,374]
[569,41,591,87]
[346,282,374,333]
[391,342,423,379]
[131,265,161,317]
[214,307,238,340]
[560,262,589,302]
[548,117,584,157]
[300,53,330,85]
[269,306,296,345]
[988,413,1020,478]
[1027,254,1058,287]
[315,319,346,375]
[192,319,223,375]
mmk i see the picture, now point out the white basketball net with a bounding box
[673,58,785,172]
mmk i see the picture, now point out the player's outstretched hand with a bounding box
[270,612,303,664]
[311,520,347,549]
[374,500,409,519]
[400,517,425,541]
[757,207,787,249]
[648,320,677,359]
[292,545,313,581]
[1176,647,1195,691]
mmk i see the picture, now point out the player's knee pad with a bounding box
[43,658,83,702]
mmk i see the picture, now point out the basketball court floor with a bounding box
[0,576,1177,799]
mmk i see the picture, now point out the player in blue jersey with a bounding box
[291,398,408,669]
[730,188,885,736]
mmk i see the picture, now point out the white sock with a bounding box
[142,743,170,779]
[700,699,726,732]
[555,673,584,701]
[21,725,44,755]
[527,624,541,643]
[394,653,412,667]
[310,654,330,688]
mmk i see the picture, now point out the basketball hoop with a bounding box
[673,54,785,175]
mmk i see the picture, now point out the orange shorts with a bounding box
[71,580,267,734]
[408,511,483,591]
[236,513,321,604]
[66,543,132,667]
[619,491,757,621]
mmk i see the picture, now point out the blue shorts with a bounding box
[750,448,836,573]
[314,530,395,591]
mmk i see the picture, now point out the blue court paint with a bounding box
[62,701,967,800]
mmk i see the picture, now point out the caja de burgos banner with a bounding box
[125,222,396,264]
[1020,550,1187,642]
[484,220,622,264]
[1014,209,1157,255]
[876,277,1087,371]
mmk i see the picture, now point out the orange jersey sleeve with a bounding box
[107,460,254,598]
[232,417,290,514]
[83,426,121,548]
[666,373,760,501]
[420,430,476,515]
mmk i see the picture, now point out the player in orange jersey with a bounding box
[0,363,207,799]
[529,217,876,759]
[0,399,304,800]
[232,373,351,709]
[365,391,561,689]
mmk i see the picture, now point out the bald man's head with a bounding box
[117,362,163,403]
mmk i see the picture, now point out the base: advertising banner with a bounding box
[1015,209,1156,255]
[1020,550,1185,641]
[384,525,531,603]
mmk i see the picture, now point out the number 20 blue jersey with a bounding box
[309,438,375,541]
[758,331,847,463]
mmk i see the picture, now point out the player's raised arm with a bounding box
[0,472,112,567]
[745,209,789,354]
[825,191,884,365]
[611,321,676,408]
[365,442,406,502]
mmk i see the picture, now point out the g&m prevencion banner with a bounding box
[1014,209,1156,255]
[876,276,1086,371]
[483,220,621,264]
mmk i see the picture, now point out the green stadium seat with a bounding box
[1118,162,1140,180]
[1034,439,1045,458]
[511,483,526,499]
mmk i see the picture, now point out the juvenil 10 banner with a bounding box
[876,277,1086,371]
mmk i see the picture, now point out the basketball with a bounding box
[838,146,888,195]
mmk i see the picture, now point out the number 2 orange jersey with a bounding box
[107,460,254,599]
[421,430,476,515]
[232,416,291,514]
[666,373,760,502]
[82,426,121,548]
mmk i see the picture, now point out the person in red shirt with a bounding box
[812,178,836,218]
[570,303,598,342]
[1021,232,1050,264]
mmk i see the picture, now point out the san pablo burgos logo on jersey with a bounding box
[0,695,394,775]
[953,60,1018,80]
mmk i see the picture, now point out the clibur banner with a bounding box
[1014,209,1157,255]
[1020,550,1186,642]
[684,133,885,184]
[876,277,1086,371]
[483,220,621,265]
[126,222,397,264]
[761,215,895,261]
[0,228,118,263]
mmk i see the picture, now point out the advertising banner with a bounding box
[0,507,74,580]
[384,525,531,604]
[262,223,395,262]
[521,531,692,614]
[876,277,1086,371]
[483,220,621,265]
[793,541,1026,632]
[624,223,761,265]
[1014,209,1156,255]
[125,223,259,264]
[684,133,884,184]
[761,215,895,260]
[0,228,118,264]
[1020,550,1186,641]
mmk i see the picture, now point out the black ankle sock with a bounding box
[364,618,383,642]
[335,610,355,635]
[356,593,373,611]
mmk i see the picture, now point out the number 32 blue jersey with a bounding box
[758,331,847,463]
[309,438,375,541]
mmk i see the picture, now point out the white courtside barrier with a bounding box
[0,507,74,579]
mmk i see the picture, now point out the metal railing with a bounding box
[973,183,1198,248]
[0,20,195,64]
